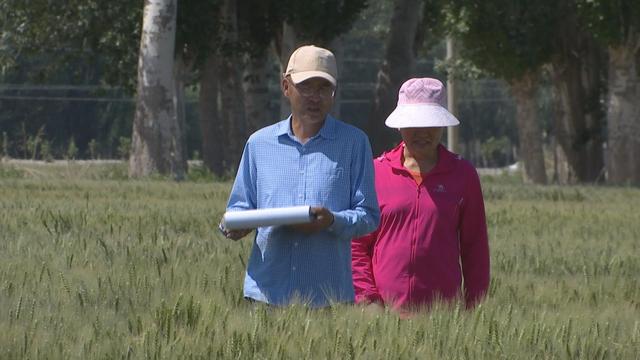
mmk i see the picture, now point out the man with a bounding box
[221,45,380,307]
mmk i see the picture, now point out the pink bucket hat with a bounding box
[385,78,460,128]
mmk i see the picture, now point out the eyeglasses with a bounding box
[289,79,335,99]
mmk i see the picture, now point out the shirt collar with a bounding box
[276,115,338,140]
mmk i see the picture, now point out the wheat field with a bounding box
[1,163,639,359]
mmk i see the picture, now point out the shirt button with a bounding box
[298,194,303,198]
[292,266,296,271]
[294,242,299,247]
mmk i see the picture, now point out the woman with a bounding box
[352,78,490,313]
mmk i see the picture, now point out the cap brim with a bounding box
[385,104,460,128]
[289,71,337,86]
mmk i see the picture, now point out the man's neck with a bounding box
[291,115,325,144]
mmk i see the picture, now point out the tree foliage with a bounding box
[282,0,368,44]
[449,1,561,81]
[577,0,640,47]
[0,0,222,91]
[175,0,222,78]
[236,0,282,56]
[0,0,142,89]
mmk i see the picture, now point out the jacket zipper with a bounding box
[410,179,420,301]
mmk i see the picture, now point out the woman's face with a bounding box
[399,127,444,156]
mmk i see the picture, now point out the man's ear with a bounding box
[281,76,290,97]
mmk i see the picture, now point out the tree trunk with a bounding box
[606,41,640,185]
[329,36,344,119]
[173,53,189,176]
[550,9,605,183]
[198,55,226,176]
[243,49,272,135]
[367,0,423,155]
[446,37,459,153]
[276,22,297,119]
[218,0,246,171]
[510,71,548,184]
[129,0,186,179]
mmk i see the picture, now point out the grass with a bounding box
[0,161,639,359]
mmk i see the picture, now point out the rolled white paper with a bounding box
[222,206,313,230]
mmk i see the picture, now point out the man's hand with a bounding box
[289,206,334,233]
[218,223,252,241]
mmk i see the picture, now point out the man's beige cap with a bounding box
[284,45,337,86]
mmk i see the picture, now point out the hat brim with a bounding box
[385,103,460,128]
[289,71,337,86]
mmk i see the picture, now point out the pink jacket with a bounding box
[352,143,490,309]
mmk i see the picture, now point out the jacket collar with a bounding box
[275,114,337,140]
[377,142,458,175]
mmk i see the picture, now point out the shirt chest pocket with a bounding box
[312,167,349,209]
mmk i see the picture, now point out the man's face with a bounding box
[399,127,443,155]
[283,76,335,125]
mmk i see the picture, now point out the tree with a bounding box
[509,70,548,184]
[129,0,186,178]
[449,1,559,184]
[550,0,606,183]
[578,0,640,185]
[198,0,267,177]
[367,0,424,155]
[217,0,247,172]
[238,0,281,134]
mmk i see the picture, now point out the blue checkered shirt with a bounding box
[226,115,380,307]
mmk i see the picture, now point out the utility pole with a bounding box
[446,36,459,153]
